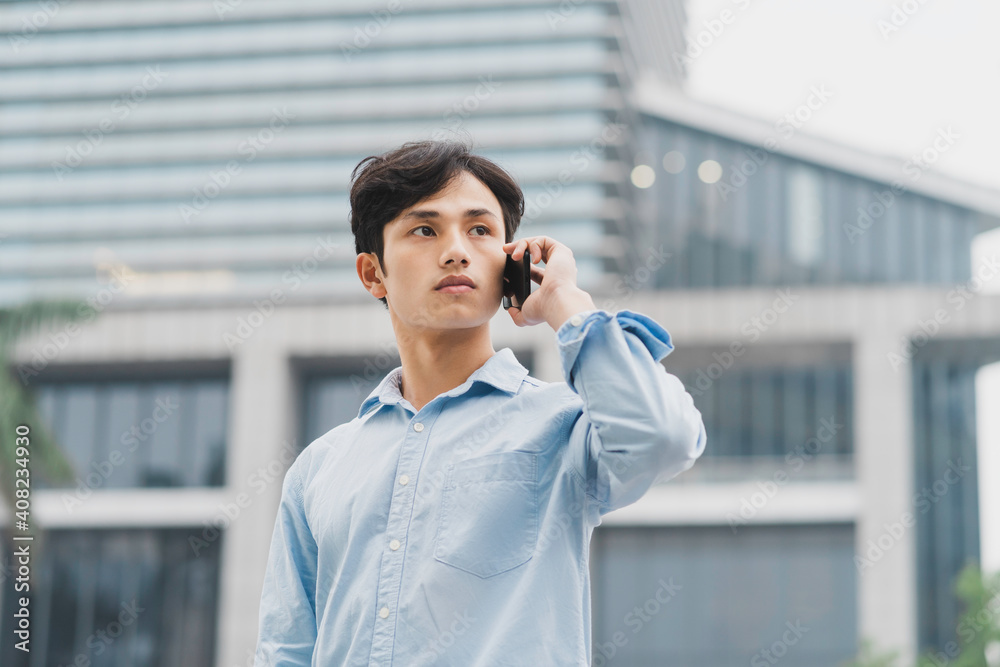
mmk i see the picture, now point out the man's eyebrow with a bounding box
[400,208,500,221]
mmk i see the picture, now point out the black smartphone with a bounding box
[502,247,531,310]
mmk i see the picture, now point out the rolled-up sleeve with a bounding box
[254,457,318,667]
[558,309,707,521]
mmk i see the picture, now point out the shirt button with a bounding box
[379,606,389,619]
[389,539,401,551]
[570,314,584,327]
[399,475,409,486]
[413,422,424,432]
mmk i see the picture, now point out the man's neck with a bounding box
[394,324,497,413]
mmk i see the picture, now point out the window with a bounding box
[667,344,854,481]
[786,163,825,270]
[29,366,229,490]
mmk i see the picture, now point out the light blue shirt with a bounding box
[254,308,707,667]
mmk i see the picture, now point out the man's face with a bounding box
[361,170,508,331]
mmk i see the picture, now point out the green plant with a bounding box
[0,299,91,510]
[916,561,1000,667]
[840,637,901,667]
[844,563,1000,667]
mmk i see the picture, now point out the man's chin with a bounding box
[394,300,492,329]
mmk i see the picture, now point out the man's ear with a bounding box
[356,252,387,299]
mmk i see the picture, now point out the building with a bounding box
[2,1,999,665]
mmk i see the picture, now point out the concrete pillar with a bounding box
[854,329,916,663]
[215,335,297,667]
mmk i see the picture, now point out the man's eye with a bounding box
[412,225,490,236]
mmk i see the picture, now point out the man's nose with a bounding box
[440,229,472,264]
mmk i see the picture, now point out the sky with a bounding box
[681,0,1000,573]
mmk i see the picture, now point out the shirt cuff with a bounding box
[555,308,676,385]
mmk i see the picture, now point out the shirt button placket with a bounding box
[370,417,432,665]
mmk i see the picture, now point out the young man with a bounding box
[254,140,707,666]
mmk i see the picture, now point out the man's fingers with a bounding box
[507,235,559,263]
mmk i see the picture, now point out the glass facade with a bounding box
[911,338,1000,656]
[634,115,982,289]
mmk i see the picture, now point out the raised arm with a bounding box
[557,307,707,519]
[499,236,706,520]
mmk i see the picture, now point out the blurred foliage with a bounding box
[844,562,1000,667]
[0,299,91,509]
[840,638,902,667]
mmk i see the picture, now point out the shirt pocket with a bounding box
[433,451,538,579]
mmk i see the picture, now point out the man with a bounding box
[254,140,707,666]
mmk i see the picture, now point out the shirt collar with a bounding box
[357,347,529,418]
